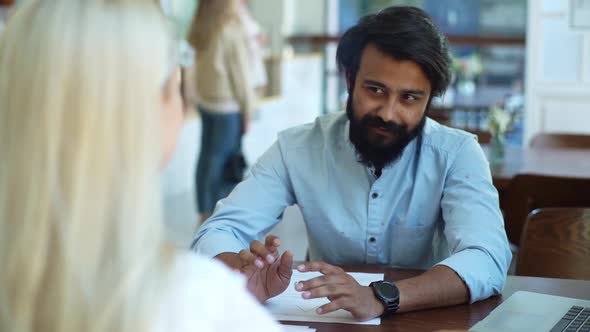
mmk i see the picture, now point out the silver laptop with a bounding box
[470,291,590,332]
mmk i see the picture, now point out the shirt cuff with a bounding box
[191,229,247,259]
[435,248,506,303]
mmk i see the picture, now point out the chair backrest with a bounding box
[503,174,590,246]
[516,208,590,279]
[530,133,590,149]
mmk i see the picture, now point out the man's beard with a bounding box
[346,96,426,171]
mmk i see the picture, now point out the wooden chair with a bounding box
[530,133,590,149]
[503,174,590,246]
[516,208,590,279]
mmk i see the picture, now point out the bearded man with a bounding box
[192,6,511,322]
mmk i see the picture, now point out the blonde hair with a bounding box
[187,0,241,51]
[0,1,177,331]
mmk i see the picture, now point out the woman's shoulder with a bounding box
[152,253,239,331]
[155,252,282,332]
[168,252,244,298]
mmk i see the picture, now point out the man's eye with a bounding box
[404,94,418,101]
[368,87,385,95]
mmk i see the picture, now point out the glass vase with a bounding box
[489,132,505,164]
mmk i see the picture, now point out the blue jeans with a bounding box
[196,108,243,214]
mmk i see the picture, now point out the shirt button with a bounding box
[371,192,378,199]
[369,237,376,243]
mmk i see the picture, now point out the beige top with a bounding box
[194,20,255,119]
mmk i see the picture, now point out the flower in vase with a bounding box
[488,105,512,138]
[452,53,484,82]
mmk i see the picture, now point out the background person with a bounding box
[188,0,256,225]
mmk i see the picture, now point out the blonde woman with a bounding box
[188,0,255,224]
[0,1,280,332]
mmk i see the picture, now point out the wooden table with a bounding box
[281,266,590,332]
[481,145,590,190]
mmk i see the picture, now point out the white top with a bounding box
[154,253,282,332]
[239,5,267,89]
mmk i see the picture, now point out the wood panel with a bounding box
[516,208,590,279]
[483,145,590,190]
[503,175,590,246]
[530,133,590,148]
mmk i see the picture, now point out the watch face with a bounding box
[379,282,399,298]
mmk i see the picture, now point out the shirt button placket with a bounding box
[367,190,380,264]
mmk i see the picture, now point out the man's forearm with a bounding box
[396,265,470,313]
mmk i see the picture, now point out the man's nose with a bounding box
[376,97,403,124]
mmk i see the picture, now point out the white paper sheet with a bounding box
[266,270,384,325]
[280,325,316,331]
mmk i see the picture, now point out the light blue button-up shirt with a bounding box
[193,112,512,303]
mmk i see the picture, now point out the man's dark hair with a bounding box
[336,6,452,98]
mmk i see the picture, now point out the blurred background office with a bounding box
[157,0,590,261]
[4,0,586,265]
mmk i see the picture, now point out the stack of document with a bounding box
[266,270,384,325]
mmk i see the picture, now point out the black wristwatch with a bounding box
[369,281,400,317]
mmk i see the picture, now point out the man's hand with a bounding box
[215,235,293,303]
[294,261,384,322]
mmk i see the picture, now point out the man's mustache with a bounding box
[361,115,407,134]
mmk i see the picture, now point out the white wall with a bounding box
[249,0,287,56]
[250,0,327,55]
[160,0,198,37]
[524,0,590,144]
[287,0,326,35]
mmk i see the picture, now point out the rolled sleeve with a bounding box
[191,223,249,258]
[436,137,512,303]
[191,142,295,257]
